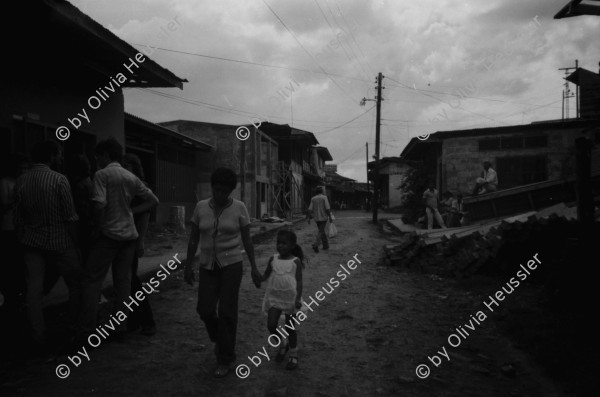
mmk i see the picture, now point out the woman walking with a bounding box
[184,168,262,377]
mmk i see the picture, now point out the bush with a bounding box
[397,163,429,224]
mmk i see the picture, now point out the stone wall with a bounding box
[442,129,573,195]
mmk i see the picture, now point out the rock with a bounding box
[501,363,517,377]
[265,387,287,397]
[397,375,415,384]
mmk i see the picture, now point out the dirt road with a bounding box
[4,211,566,397]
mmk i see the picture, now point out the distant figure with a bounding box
[307,187,332,253]
[422,183,446,230]
[472,161,498,195]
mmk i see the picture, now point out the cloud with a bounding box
[71,0,600,181]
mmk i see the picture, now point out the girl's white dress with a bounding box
[262,254,297,314]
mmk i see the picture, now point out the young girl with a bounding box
[262,230,304,370]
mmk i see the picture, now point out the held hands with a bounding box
[251,268,262,288]
[184,261,196,285]
[295,300,302,309]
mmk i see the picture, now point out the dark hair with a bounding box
[1,153,28,177]
[315,186,323,194]
[95,138,123,162]
[67,154,91,178]
[211,168,237,191]
[122,153,145,180]
[277,229,305,268]
[31,141,60,163]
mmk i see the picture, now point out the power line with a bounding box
[333,0,376,77]
[131,44,372,84]
[261,0,358,104]
[324,0,372,82]
[312,0,370,92]
[385,76,510,126]
[316,105,375,135]
[385,78,564,108]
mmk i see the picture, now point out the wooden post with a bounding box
[575,137,593,226]
[372,72,383,224]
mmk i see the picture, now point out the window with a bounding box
[496,156,547,189]
[501,137,523,149]
[479,135,548,151]
[524,135,548,148]
[479,139,500,151]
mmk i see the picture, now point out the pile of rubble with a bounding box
[383,203,579,278]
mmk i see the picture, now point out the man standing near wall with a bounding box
[423,183,446,230]
[307,186,332,253]
[78,138,159,339]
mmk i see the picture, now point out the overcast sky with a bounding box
[71,0,599,182]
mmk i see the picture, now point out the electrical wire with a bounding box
[261,0,358,104]
[315,105,375,135]
[131,44,372,84]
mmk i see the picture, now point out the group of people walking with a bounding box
[183,168,321,376]
[2,146,332,378]
[0,138,159,352]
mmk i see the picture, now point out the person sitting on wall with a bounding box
[472,161,498,195]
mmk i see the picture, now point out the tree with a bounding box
[397,162,429,224]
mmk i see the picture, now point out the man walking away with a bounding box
[422,183,446,230]
[14,141,82,348]
[78,138,158,339]
[307,187,332,253]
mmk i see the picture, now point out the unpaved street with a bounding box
[5,211,565,397]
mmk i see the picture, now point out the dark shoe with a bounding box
[213,364,230,378]
[312,245,319,253]
[140,325,156,336]
[322,245,329,250]
[275,343,289,362]
[286,355,298,370]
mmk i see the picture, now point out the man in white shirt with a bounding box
[307,187,332,253]
[472,161,498,195]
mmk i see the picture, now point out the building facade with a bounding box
[401,119,600,196]
[159,120,279,219]
[259,123,332,218]
[0,0,187,224]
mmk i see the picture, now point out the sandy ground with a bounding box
[2,211,567,397]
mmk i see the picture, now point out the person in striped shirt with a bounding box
[14,141,82,346]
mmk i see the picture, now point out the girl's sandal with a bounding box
[286,356,298,370]
[275,344,289,362]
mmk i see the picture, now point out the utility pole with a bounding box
[559,61,577,119]
[366,142,369,194]
[372,72,383,223]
